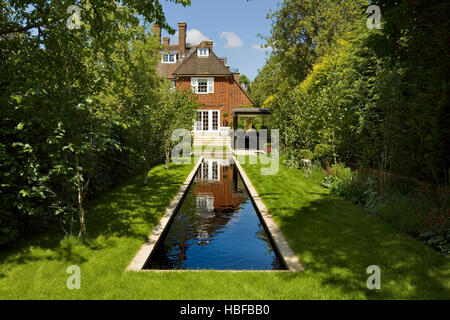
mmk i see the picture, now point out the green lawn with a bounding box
[0,157,448,299]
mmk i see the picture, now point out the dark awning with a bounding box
[231,108,271,116]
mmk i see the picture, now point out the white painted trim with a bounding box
[197,48,209,57]
[197,159,221,181]
[191,77,214,94]
[161,53,177,64]
[193,109,221,132]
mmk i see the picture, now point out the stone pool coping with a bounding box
[233,157,304,271]
[126,156,204,271]
[126,155,303,272]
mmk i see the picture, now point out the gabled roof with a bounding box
[172,49,232,76]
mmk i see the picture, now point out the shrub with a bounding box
[319,162,353,194]
[281,156,299,169]
[422,208,450,233]
[321,175,335,188]
[282,149,314,170]
[376,194,422,234]
[418,229,449,255]
[313,143,334,164]
[417,206,450,255]
[316,161,449,255]
[303,162,325,180]
[295,149,314,160]
[363,187,381,215]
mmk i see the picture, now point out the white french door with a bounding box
[195,110,220,132]
[197,160,221,181]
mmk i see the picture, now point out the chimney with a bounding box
[152,24,161,44]
[178,22,187,57]
[205,40,213,51]
[219,57,227,66]
[163,37,170,46]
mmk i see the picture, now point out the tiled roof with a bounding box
[172,49,232,76]
[156,61,182,79]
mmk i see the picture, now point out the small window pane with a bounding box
[212,111,218,131]
[198,79,208,93]
[198,48,209,56]
[162,53,175,63]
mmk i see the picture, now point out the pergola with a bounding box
[231,108,272,151]
[231,108,271,130]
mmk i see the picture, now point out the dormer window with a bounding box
[197,48,209,57]
[162,53,176,63]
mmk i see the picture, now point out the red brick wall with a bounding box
[176,76,253,127]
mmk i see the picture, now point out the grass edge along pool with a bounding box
[143,158,286,270]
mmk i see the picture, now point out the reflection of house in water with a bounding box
[194,159,245,214]
[146,158,283,270]
[148,158,250,265]
[174,158,248,247]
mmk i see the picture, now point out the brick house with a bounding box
[154,22,254,135]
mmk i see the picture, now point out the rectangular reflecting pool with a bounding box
[144,158,286,270]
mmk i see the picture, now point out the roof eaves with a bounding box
[173,73,232,77]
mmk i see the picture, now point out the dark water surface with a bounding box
[144,158,285,270]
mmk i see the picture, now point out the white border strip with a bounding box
[126,156,204,271]
[233,156,304,271]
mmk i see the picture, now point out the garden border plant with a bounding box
[291,159,450,255]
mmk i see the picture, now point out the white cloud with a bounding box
[171,29,210,45]
[220,31,243,48]
[186,29,210,45]
[252,44,272,52]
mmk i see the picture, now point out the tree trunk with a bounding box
[77,184,86,238]
[143,169,149,185]
[75,152,86,238]
[165,146,170,169]
[332,129,337,164]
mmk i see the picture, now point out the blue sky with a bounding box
[159,0,280,80]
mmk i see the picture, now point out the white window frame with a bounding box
[194,109,220,132]
[197,48,209,57]
[161,53,176,63]
[191,77,214,94]
[197,160,221,181]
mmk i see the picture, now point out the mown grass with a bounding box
[240,156,450,299]
[0,157,448,299]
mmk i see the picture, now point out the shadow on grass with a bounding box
[269,192,449,299]
[242,159,450,299]
[86,165,187,240]
[0,163,192,268]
